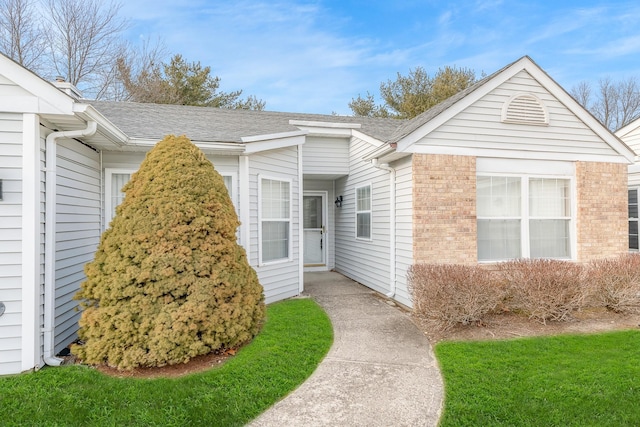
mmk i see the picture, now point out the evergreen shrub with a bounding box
[74,135,265,370]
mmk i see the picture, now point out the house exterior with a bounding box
[615,119,640,251]
[0,54,634,375]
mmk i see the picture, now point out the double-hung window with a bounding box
[260,177,291,264]
[477,175,571,261]
[356,184,371,239]
[629,188,639,251]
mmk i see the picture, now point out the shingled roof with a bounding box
[88,100,404,143]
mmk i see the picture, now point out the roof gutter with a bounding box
[371,159,397,299]
[44,120,97,367]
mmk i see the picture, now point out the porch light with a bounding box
[335,195,343,208]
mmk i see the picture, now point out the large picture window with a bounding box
[477,175,571,261]
[356,184,371,239]
[260,177,291,263]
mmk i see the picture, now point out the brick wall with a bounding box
[576,161,628,262]
[412,154,477,264]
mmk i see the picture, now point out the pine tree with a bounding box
[74,135,265,370]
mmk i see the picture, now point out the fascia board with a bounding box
[525,63,637,164]
[0,54,74,114]
[351,129,385,147]
[395,57,527,152]
[242,133,306,154]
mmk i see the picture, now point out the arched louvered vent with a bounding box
[502,94,549,125]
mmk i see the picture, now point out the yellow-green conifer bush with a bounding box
[74,135,265,370]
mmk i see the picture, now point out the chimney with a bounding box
[52,78,83,100]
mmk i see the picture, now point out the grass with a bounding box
[0,298,333,427]
[435,330,640,426]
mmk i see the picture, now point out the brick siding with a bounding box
[576,161,628,261]
[412,154,477,264]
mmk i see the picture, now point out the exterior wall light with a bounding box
[335,195,343,208]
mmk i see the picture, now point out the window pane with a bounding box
[223,175,232,196]
[262,221,289,261]
[630,220,639,250]
[111,173,131,219]
[530,219,570,258]
[530,178,570,217]
[477,219,521,261]
[629,189,638,219]
[357,212,371,239]
[357,186,371,211]
[303,196,322,228]
[477,176,520,217]
[262,179,290,219]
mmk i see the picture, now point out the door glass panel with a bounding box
[304,196,322,229]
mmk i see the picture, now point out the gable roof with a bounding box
[387,55,636,164]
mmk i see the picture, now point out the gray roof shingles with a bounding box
[88,100,405,144]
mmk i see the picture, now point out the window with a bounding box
[477,176,571,261]
[630,188,639,251]
[260,177,291,263]
[356,184,371,239]
[105,168,236,226]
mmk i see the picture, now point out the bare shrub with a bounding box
[408,264,505,331]
[499,259,587,323]
[588,254,640,314]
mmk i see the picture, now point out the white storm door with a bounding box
[303,192,327,266]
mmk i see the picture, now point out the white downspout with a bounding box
[372,159,397,298]
[44,121,97,366]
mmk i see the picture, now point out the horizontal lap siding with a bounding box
[0,112,23,375]
[54,139,101,353]
[418,70,622,160]
[335,137,391,294]
[393,156,413,307]
[249,147,300,303]
[302,137,349,176]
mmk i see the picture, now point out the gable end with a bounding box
[502,93,548,126]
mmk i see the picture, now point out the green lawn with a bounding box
[0,298,333,427]
[435,330,640,426]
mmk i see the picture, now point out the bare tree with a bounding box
[43,0,129,97]
[0,0,47,73]
[571,76,640,131]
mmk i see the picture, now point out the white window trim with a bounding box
[105,168,136,227]
[477,172,576,262]
[258,174,293,266]
[355,183,372,241]
[629,187,639,252]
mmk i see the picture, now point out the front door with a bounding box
[303,192,327,267]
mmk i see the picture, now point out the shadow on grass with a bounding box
[0,298,333,427]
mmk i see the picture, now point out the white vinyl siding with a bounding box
[334,137,390,295]
[54,139,101,354]
[413,70,623,162]
[393,156,413,307]
[302,136,349,176]
[0,112,23,375]
[249,147,300,303]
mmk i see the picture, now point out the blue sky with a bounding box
[120,0,640,115]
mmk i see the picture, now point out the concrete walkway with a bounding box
[249,272,444,427]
